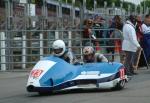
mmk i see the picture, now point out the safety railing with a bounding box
[0,28,123,71]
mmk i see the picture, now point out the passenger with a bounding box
[83,46,108,63]
[52,39,78,65]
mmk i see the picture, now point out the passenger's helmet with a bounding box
[83,46,94,55]
[52,40,66,56]
[83,46,95,63]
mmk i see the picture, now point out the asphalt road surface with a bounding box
[0,68,150,103]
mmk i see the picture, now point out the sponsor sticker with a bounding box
[30,69,43,78]
[119,69,125,79]
[81,71,100,75]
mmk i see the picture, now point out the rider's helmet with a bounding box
[52,40,66,56]
[83,46,95,62]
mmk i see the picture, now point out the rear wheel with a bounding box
[112,80,126,90]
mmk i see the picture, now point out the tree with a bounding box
[35,0,43,6]
[141,0,150,13]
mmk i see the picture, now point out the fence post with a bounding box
[68,31,72,51]
[71,0,75,27]
[22,34,26,69]
[40,33,44,59]
[55,31,59,39]
[0,32,6,71]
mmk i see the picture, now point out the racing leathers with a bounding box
[84,53,108,63]
[58,50,79,65]
[95,53,108,62]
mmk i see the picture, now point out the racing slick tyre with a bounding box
[111,80,126,90]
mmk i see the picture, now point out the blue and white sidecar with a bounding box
[26,56,128,94]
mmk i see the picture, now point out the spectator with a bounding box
[122,15,141,76]
[136,15,143,42]
[83,46,108,63]
[82,19,97,46]
[141,14,150,34]
[141,14,150,61]
[107,15,123,61]
[135,15,145,67]
[110,15,123,31]
[93,15,105,45]
[52,39,78,65]
[93,14,105,29]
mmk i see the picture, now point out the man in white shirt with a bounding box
[122,15,142,76]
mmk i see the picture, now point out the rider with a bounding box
[52,39,78,65]
[83,46,108,63]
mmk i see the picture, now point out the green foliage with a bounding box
[141,0,150,8]
[30,0,35,4]
[35,0,43,6]
[35,0,150,13]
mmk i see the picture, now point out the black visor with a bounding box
[53,48,63,54]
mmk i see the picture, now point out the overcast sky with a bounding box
[124,0,143,5]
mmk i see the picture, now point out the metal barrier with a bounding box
[0,28,123,71]
[0,0,125,71]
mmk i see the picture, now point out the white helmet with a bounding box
[83,46,95,55]
[52,40,66,56]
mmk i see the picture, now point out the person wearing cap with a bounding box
[52,39,78,65]
[83,46,108,63]
[122,15,142,76]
